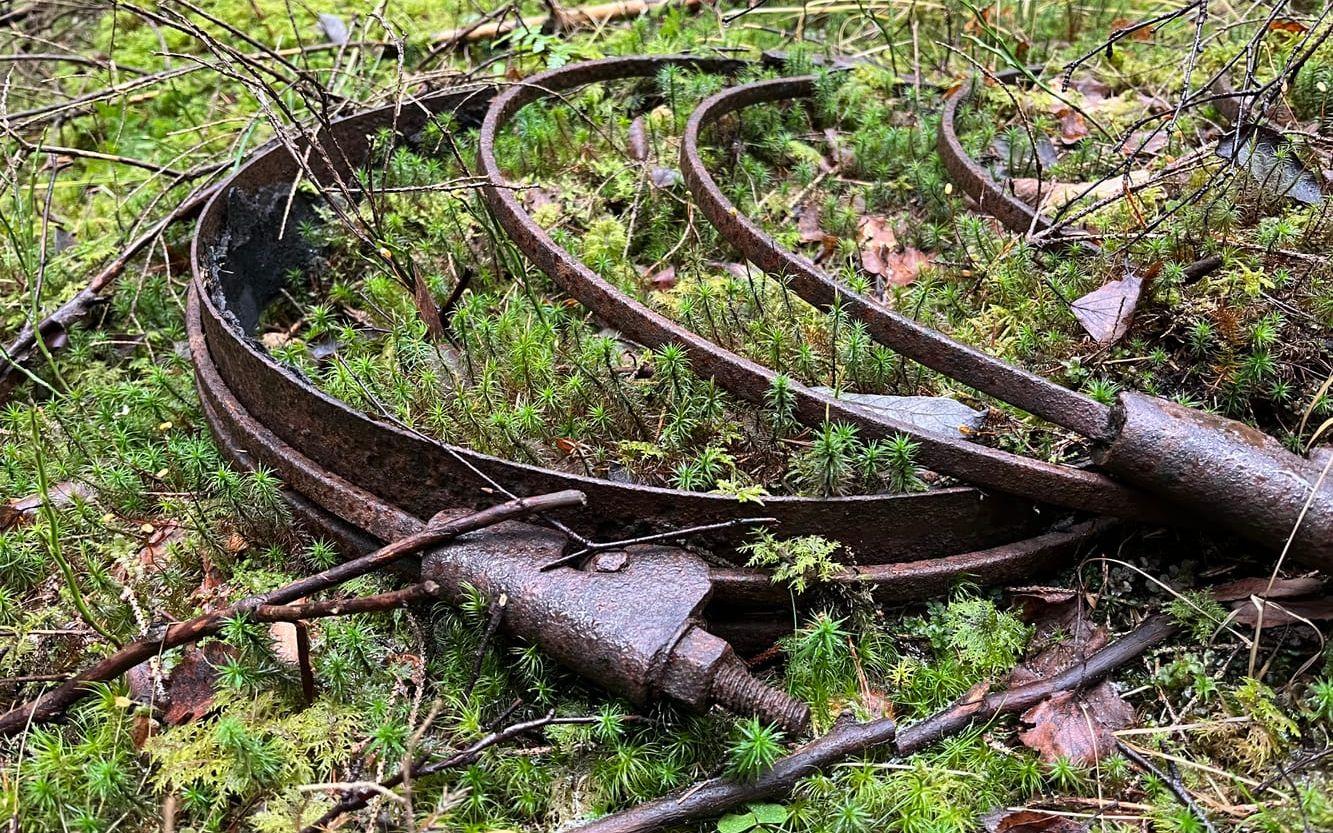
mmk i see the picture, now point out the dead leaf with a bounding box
[883,247,934,287]
[1009,170,1154,211]
[984,808,1088,833]
[139,521,188,571]
[1071,272,1143,345]
[1019,686,1135,764]
[1229,597,1333,627]
[1268,18,1308,34]
[645,264,677,291]
[162,643,234,726]
[858,214,909,280]
[1217,123,1324,205]
[1120,129,1168,157]
[813,388,985,438]
[649,166,681,188]
[270,622,302,664]
[1069,76,1113,104]
[1010,586,1080,621]
[798,203,830,243]
[1109,18,1155,41]
[1210,575,1325,602]
[1055,107,1089,144]
[1,481,92,531]
[628,116,649,162]
[1011,592,1133,765]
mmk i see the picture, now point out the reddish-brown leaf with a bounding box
[162,643,234,726]
[797,203,829,243]
[1229,597,1333,627]
[1011,593,1133,765]
[984,808,1088,833]
[1110,18,1155,41]
[1019,683,1134,764]
[883,247,934,287]
[0,481,92,531]
[1210,575,1325,602]
[1120,129,1168,157]
[858,214,899,277]
[1268,18,1308,34]
[628,116,649,162]
[139,521,188,571]
[646,264,677,291]
[1071,272,1143,345]
[1055,107,1090,144]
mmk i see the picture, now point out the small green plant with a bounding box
[717,802,789,833]
[742,533,845,593]
[726,719,785,780]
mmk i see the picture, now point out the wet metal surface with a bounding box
[478,56,1166,523]
[187,65,1108,727]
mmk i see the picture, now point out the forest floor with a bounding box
[2,1,1333,831]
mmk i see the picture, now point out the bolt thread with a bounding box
[709,658,810,736]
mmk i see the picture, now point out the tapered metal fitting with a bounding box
[1096,392,1333,570]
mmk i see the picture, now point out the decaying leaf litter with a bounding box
[3,1,1333,832]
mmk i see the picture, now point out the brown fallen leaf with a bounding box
[1210,575,1325,602]
[1120,129,1168,157]
[1055,107,1089,144]
[139,521,188,571]
[984,808,1088,833]
[645,264,677,291]
[1071,272,1143,345]
[628,116,649,162]
[1268,18,1308,34]
[859,214,918,282]
[158,642,235,726]
[797,202,830,243]
[884,247,934,287]
[1109,18,1155,41]
[1010,589,1134,765]
[1019,684,1135,764]
[1010,170,1153,211]
[1229,597,1333,627]
[0,481,92,531]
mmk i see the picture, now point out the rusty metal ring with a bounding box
[937,74,1224,280]
[189,292,1107,619]
[189,64,1082,573]
[478,54,1164,522]
[681,74,1110,437]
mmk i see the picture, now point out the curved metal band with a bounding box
[189,286,1105,609]
[682,74,1110,439]
[189,70,1073,566]
[479,55,1165,522]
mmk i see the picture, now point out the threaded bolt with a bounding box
[709,657,810,736]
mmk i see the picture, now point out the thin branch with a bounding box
[571,615,1178,833]
[0,490,585,736]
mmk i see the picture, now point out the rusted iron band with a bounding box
[190,287,1103,607]
[479,55,1167,523]
[680,74,1111,439]
[188,68,1071,568]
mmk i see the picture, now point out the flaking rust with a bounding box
[682,65,1332,569]
[189,52,1328,729]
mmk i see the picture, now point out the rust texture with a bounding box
[682,67,1331,566]
[478,56,1169,523]
[186,53,1326,726]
